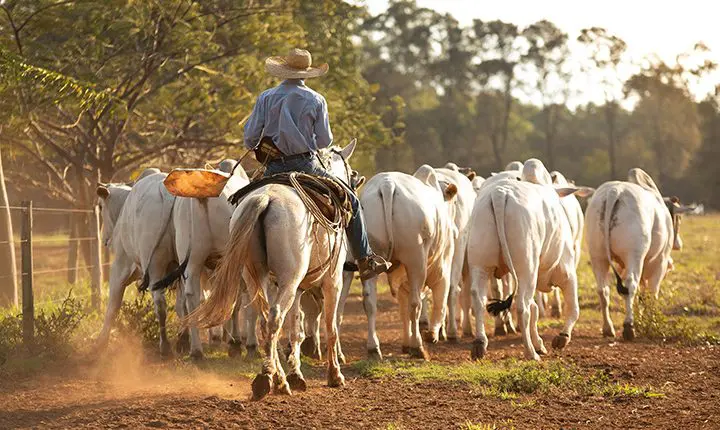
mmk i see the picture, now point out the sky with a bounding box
[355,0,720,107]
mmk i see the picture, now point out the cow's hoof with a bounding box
[536,344,548,355]
[368,347,383,361]
[228,340,243,358]
[251,374,272,401]
[423,331,439,344]
[446,336,459,344]
[494,325,507,337]
[408,346,429,361]
[526,351,542,361]
[623,323,635,341]
[602,326,617,338]
[273,379,291,396]
[401,345,410,354]
[552,332,570,350]
[301,337,321,359]
[175,332,190,355]
[328,370,346,388]
[419,320,429,331]
[245,345,259,361]
[470,340,487,361]
[506,322,517,334]
[338,351,347,365]
[287,373,307,392]
[551,305,562,318]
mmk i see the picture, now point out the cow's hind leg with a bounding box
[529,299,547,355]
[323,271,346,388]
[553,269,580,350]
[362,276,382,360]
[96,251,136,351]
[183,267,205,360]
[174,289,190,355]
[407,255,429,360]
[592,257,615,337]
[469,267,490,360]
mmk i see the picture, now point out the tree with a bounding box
[471,19,525,169]
[0,147,17,307]
[523,20,570,171]
[577,27,627,179]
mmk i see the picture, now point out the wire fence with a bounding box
[0,202,105,345]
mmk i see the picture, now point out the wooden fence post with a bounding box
[21,200,33,349]
[90,204,102,311]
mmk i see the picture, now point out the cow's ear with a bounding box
[443,183,458,201]
[555,186,595,198]
[96,183,109,199]
[340,138,357,160]
[458,167,476,181]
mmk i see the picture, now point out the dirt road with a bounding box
[2,293,719,429]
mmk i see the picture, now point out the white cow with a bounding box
[416,163,476,342]
[585,168,691,340]
[359,165,458,360]
[152,160,253,360]
[466,160,591,360]
[96,171,178,356]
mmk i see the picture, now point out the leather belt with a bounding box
[268,151,313,163]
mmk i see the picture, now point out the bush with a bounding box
[634,293,720,345]
[115,291,179,348]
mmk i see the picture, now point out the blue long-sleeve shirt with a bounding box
[243,79,333,156]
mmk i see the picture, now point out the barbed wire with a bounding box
[0,205,94,213]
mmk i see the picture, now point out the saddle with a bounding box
[228,172,354,229]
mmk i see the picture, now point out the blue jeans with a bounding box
[264,155,371,260]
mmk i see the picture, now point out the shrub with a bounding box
[634,293,720,345]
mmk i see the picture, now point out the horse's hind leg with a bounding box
[323,270,345,388]
[286,289,308,391]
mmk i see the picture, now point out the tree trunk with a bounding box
[0,149,18,307]
[605,102,618,180]
[66,214,79,284]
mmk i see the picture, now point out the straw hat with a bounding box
[265,48,329,79]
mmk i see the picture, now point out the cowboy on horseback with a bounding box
[243,48,391,281]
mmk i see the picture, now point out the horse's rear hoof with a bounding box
[228,340,243,358]
[623,323,635,341]
[552,332,570,350]
[301,337,321,360]
[470,340,486,361]
[287,373,307,392]
[251,374,272,401]
[245,345,259,361]
[408,346,429,361]
[494,325,507,337]
[367,347,383,361]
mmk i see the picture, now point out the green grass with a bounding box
[352,358,661,400]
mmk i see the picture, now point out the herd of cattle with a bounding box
[94,141,694,399]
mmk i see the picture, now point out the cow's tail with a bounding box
[138,193,176,292]
[152,251,189,291]
[380,179,396,260]
[604,188,628,295]
[486,190,517,316]
[186,193,270,329]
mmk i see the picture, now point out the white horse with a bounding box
[190,142,357,400]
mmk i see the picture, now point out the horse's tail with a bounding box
[186,193,270,328]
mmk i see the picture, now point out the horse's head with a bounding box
[319,138,359,190]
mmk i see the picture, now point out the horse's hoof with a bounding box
[494,325,507,337]
[423,331,439,344]
[552,332,570,350]
[251,374,272,401]
[408,346,429,361]
[328,371,346,388]
[602,326,617,338]
[301,337,321,360]
[551,306,561,318]
[189,349,205,362]
[175,332,190,355]
[446,336,459,344]
[623,323,635,341]
[287,373,307,392]
[228,340,243,358]
[367,347,383,361]
[245,345,259,361]
[470,339,486,361]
